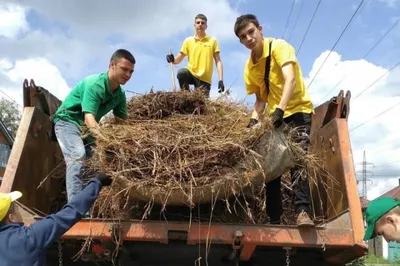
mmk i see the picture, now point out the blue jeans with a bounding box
[54,120,95,203]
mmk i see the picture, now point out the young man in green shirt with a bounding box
[364,196,400,243]
[52,49,135,203]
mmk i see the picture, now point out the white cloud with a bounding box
[0,3,29,39]
[0,57,70,109]
[10,0,239,43]
[0,0,242,99]
[367,177,399,200]
[306,51,400,199]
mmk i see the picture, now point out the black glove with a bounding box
[94,172,113,187]
[166,54,175,63]
[247,118,258,128]
[271,108,284,128]
[218,80,225,93]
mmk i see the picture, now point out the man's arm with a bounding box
[84,114,99,128]
[172,52,186,64]
[214,52,223,81]
[26,178,103,249]
[278,62,296,111]
[167,39,188,65]
[251,91,266,120]
[82,83,104,129]
[113,93,128,120]
[272,39,298,112]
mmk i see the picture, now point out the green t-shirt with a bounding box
[53,72,128,130]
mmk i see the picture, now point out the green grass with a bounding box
[365,255,400,265]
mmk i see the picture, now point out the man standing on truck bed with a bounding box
[52,49,135,204]
[166,13,225,98]
[234,14,315,227]
[0,172,112,266]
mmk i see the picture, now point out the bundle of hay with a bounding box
[87,90,271,205]
[84,90,329,223]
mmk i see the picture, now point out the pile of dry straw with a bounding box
[84,90,327,225]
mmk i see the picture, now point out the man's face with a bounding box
[194,18,207,32]
[110,58,134,85]
[237,22,263,51]
[375,215,400,243]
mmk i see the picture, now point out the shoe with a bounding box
[296,210,315,227]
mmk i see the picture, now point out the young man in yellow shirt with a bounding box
[166,14,225,98]
[234,14,315,227]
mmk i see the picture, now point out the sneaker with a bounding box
[296,210,315,227]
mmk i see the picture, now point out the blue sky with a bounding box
[18,0,398,93]
[0,0,399,199]
[4,0,399,98]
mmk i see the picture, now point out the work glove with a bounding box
[271,108,284,128]
[166,53,175,63]
[247,118,259,128]
[94,172,113,187]
[218,80,225,93]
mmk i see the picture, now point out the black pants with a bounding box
[266,112,312,222]
[177,68,211,98]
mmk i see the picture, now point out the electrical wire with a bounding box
[296,0,323,56]
[319,15,400,103]
[307,0,366,89]
[350,101,400,132]
[282,0,296,39]
[288,0,305,42]
[352,60,400,101]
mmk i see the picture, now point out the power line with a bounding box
[288,0,305,42]
[352,60,400,101]
[319,75,347,104]
[307,0,366,89]
[362,16,400,59]
[353,138,400,155]
[0,89,22,109]
[296,0,323,56]
[350,100,400,132]
[375,160,400,168]
[320,16,400,103]
[352,137,400,152]
[282,0,296,39]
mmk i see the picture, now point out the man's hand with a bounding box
[94,172,113,187]
[166,54,175,63]
[271,108,284,128]
[247,118,259,128]
[218,80,225,93]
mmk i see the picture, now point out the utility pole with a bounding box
[356,150,374,199]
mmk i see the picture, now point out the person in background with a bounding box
[363,196,400,243]
[234,14,315,227]
[52,49,135,203]
[0,172,112,266]
[166,13,225,98]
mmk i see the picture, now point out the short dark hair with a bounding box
[234,14,260,37]
[110,49,136,64]
[195,14,207,22]
[0,202,16,225]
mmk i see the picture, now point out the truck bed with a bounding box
[0,80,367,265]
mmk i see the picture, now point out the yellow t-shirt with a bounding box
[180,35,220,84]
[244,37,314,118]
